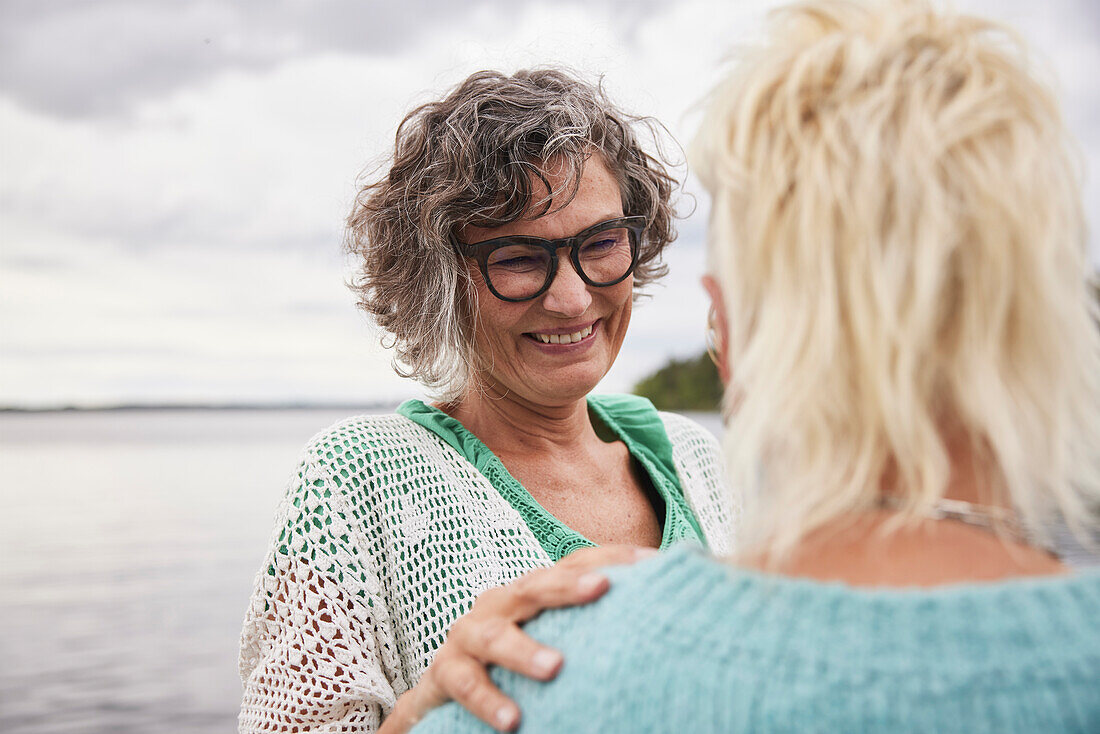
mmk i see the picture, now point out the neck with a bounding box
[744,432,1068,585]
[940,429,1001,507]
[881,429,1004,508]
[440,383,595,456]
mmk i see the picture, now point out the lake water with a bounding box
[0,409,375,734]
[0,408,1093,734]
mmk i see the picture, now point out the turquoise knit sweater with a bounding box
[414,546,1100,733]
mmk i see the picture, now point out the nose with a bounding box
[540,255,592,317]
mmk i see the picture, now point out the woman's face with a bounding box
[460,156,633,407]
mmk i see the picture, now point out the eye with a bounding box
[585,238,617,252]
[487,245,549,273]
[492,255,540,271]
[579,228,629,258]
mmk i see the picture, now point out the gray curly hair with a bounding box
[345,67,679,401]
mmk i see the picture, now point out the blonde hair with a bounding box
[692,0,1100,559]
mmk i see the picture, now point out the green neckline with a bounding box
[397,395,706,561]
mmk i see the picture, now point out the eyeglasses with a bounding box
[454,216,646,302]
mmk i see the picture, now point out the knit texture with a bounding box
[238,396,735,733]
[416,546,1100,734]
[398,396,712,559]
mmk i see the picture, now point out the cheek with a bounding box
[471,285,528,349]
[608,279,633,322]
[597,281,633,349]
[464,268,506,355]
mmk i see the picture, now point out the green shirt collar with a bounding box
[397,394,706,560]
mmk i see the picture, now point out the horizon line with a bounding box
[0,400,409,414]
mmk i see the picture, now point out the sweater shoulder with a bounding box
[415,548,1100,733]
[294,412,447,487]
[657,410,721,451]
[487,556,1100,733]
[300,411,430,460]
[277,411,451,526]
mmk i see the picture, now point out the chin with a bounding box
[529,366,608,404]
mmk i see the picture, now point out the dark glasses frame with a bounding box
[453,215,647,302]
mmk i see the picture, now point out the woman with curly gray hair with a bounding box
[238,68,735,733]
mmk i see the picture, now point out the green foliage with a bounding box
[633,351,723,411]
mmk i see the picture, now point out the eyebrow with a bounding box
[462,214,629,247]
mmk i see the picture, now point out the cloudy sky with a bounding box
[3,0,1098,408]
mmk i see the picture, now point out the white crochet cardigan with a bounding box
[238,404,735,733]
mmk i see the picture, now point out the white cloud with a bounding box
[2,0,1098,407]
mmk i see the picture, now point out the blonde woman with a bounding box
[413,1,1100,732]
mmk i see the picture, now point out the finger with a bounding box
[487,544,660,618]
[479,565,611,621]
[401,665,449,719]
[469,546,654,620]
[434,653,521,732]
[382,688,433,734]
[478,620,564,681]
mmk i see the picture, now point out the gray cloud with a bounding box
[3,345,192,359]
[0,253,76,271]
[3,0,1096,408]
[0,0,665,118]
[1073,0,1100,35]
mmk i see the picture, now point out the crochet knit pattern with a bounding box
[238,399,735,732]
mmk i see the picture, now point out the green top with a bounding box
[397,394,707,561]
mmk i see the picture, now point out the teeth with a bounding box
[534,325,593,345]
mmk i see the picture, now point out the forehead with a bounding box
[462,156,624,244]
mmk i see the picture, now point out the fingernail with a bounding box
[634,547,660,560]
[577,572,606,594]
[496,704,519,730]
[532,648,562,675]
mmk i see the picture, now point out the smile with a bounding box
[527,322,596,345]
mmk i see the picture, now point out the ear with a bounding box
[701,275,731,385]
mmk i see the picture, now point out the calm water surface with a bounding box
[2,408,1092,733]
[0,409,380,734]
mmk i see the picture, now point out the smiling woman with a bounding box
[236,68,736,734]
[453,157,634,410]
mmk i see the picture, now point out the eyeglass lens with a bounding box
[484,227,635,300]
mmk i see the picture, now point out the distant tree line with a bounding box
[1093,276,1099,324]
[633,351,722,411]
